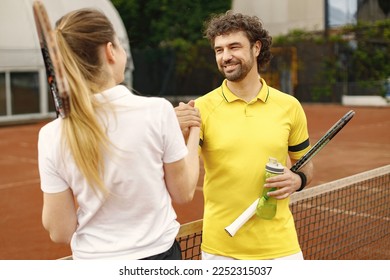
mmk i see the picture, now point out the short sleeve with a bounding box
[288,100,311,160]
[160,100,188,163]
[38,123,69,193]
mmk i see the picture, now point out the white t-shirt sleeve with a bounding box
[38,123,69,193]
[160,100,188,163]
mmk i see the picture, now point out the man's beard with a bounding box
[219,56,254,82]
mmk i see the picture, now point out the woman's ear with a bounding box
[105,42,115,63]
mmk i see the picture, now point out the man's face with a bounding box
[213,31,259,82]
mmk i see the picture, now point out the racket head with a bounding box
[290,110,355,172]
[33,0,70,118]
[322,110,355,141]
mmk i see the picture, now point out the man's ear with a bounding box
[254,40,262,57]
[105,42,115,63]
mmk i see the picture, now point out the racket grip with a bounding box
[225,198,258,237]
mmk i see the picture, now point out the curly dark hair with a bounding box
[203,11,272,71]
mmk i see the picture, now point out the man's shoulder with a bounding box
[267,85,301,106]
[196,87,224,109]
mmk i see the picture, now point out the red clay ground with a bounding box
[0,104,389,259]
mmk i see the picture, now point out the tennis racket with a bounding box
[33,0,70,118]
[225,110,355,237]
[290,110,355,172]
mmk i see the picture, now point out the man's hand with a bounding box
[264,160,314,199]
[263,168,302,199]
[174,100,201,141]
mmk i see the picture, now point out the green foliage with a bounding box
[274,19,390,99]
[311,58,340,101]
[111,0,231,49]
[347,20,390,95]
[111,0,230,82]
[273,29,323,44]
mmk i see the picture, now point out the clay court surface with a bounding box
[0,104,389,260]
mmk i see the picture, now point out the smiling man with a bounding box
[175,11,314,260]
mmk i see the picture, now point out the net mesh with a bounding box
[177,227,202,260]
[177,165,390,260]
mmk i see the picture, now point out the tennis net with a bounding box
[178,165,390,260]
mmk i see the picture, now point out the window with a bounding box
[10,72,40,115]
[0,73,5,115]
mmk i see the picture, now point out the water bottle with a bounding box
[256,157,284,220]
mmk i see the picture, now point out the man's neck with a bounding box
[226,73,262,103]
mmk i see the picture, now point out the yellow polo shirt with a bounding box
[196,78,311,259]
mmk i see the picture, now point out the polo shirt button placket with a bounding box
[245,103,254,117]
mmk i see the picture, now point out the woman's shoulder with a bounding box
[39,118,61,135]
[133,94,174,111]
[38,118,62,146]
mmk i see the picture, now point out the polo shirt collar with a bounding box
[221,78,269,103]
[94,85,132,102]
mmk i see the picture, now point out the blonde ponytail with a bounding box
[55,9,117,195]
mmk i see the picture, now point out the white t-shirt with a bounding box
[38,85,188,259]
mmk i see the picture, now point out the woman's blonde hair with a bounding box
[55,9,118,195]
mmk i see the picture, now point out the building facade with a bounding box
[0,0,133,124]
[232,0,325,36]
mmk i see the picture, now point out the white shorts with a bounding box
[202,251,304,260]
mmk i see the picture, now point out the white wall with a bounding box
[0,0,133,123]
[0,0,133,74]
[232,0,325,36]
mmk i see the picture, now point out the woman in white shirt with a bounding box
[37,8,200,260]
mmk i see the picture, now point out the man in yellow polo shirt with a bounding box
[175,11,314,260]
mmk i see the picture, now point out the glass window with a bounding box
[11,72,40,115]
[328,0,357,27]
[0,73,5,115]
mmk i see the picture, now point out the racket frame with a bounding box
[33,0,70,118]
[290,110,355,172]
